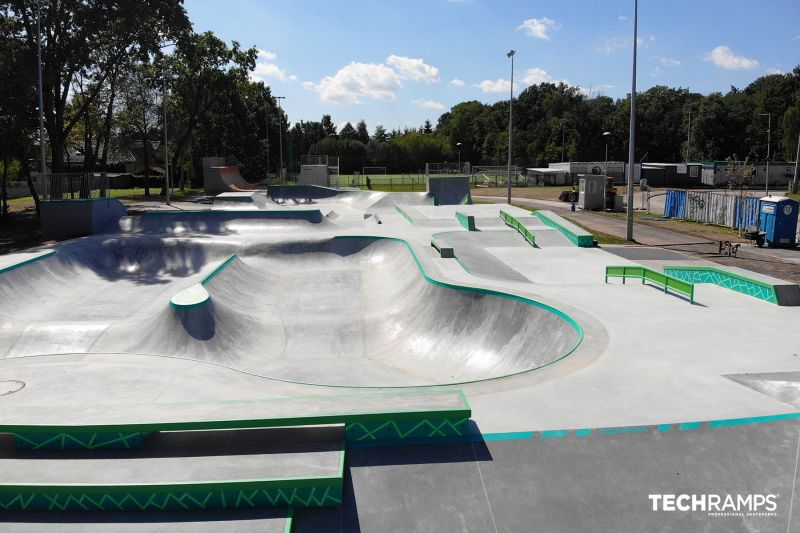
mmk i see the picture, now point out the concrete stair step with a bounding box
[0,427,344,512]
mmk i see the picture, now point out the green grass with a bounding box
[8,187,204,205]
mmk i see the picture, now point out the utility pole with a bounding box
[506,50,515,205]
[792,132,800,195]
[264,101,270,179]
[686,110,691,163]
[163,67,170,205]
[760,112,771,196]
[36,0,48,187]
[625,0,638,241]
[275,96,285,183]
[561,119,565,162]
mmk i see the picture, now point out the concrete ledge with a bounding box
[534,210,594,247]
[0,251,56,276]
[454,211,476,231]
[41,199,126,239]
[430,239,455,258]
[663,265,799,305]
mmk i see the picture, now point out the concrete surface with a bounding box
[2,188,800,530]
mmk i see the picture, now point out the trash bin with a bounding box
[759,196,799,247]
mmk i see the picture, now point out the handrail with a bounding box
[499,210,535,246]
[605,265,694,304]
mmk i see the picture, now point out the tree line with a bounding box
[1,1,799,219]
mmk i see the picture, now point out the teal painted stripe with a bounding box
[574,429,592,437]
[479,431,534,441]
[394,205,416,226]
[201,254,239,285]
[708,412,800,428]
[678,422,702,431]
[599,426,649,435]
[0,251,56,276]
[285,507,294,533]
[534,211,594,247]
[657,424,672,432]
[541,430,570,439]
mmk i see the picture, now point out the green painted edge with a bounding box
[141,209,322,217]
[454,211,476,231]
[534,210,594,247]
[0,251,56,276]
[201,254,239,285]
[1,391,470,434]
[285,507,294,533]
[394,205,416,226]
[499,210,536,246]
[662,265,781,304]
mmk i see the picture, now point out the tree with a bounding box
[371,125,389,143]
[7,0,190,174]
[321,114,337,136]
[422,120,433,134]
[356,120,369,144]
[339,122,358,141]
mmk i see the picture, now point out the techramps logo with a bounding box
[648,493,779,518]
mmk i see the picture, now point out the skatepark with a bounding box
[1,180,800,532]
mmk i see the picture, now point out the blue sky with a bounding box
[184,0,800,131]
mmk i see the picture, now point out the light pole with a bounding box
[760,112,771,196]
[792,132,800,195]
[625,0,638,241]
[506,49,515,205]
[561,118,566,162]
[686,110,691,163]
[603,131,612,176]
[163,67,170,205]
[456,142,462,173]
[276,96,285,182]
[36,0,47,182]
[264,99,270,180]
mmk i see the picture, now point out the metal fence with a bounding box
[36,173,111,201]
[663,189,762,229]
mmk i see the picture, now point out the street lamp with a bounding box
[36,0,47,183]
[159,41,176,205]
[603,132,612,176]
[760,112,771,196]
[686,109,692,163]
[456,142,462,174]
[276,96,285,182]
[506,49,515,204]
[625,0,638,241]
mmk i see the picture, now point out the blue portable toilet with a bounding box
[759,196,799,247]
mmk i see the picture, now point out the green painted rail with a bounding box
[499,210,536,246]
[663,265,781,304]
[605,265,694,304]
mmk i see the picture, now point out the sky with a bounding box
[184,0,800,131]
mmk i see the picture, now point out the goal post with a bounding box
[361,167,387,175]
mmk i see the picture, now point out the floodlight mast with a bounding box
[625,0,638,241]
[506,50,515,205]
[760,112,771,196]
[37,0,47,181]
[276,96,285,183]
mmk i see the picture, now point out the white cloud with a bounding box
[256,49,277,60]
[303,62,402,104]
[766,67,783,75]
[659,57,681,67]
[250,62,287,82]
[596,35,654,54]
[704,45,758,70]
[386,55,440,83]
[289,74,298,81]
[577,85,614,98]
[412,98,445,110]
[521,67,553,85]
[618,15,628,21]
[517,17,560,41]
[650,66,663,77]
[475,79,512,93]
[449,78,465,87]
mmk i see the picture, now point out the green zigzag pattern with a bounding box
[346,417,470,442]
[0,485,341,511]
[13,432,148,450]
[664,269,777,303]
